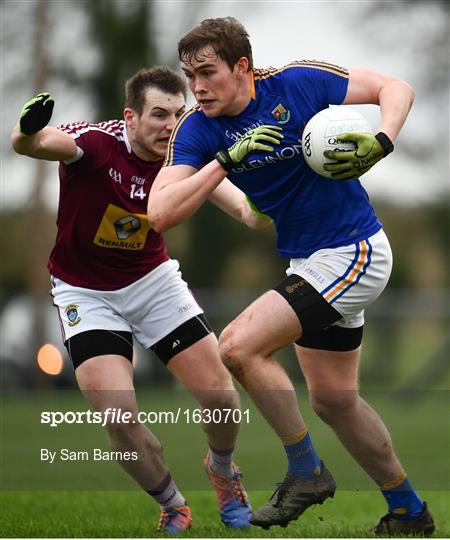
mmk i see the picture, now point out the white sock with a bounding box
[148,474,186,509]
[209,447,234,478]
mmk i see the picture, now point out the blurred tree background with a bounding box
[1,0,449,391]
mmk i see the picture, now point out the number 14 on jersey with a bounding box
[130,184,146,200]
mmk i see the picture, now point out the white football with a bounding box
[301,106,373,178]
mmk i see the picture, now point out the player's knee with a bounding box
[310,390,358,423]
[218,324,246,375]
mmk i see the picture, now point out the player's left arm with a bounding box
[208,180,273,230]
[343,68,415,142]
[324,69,415,180]
[11,92,77,161]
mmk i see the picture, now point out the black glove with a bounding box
[19,92,54,135]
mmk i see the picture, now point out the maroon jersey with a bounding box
[48,120,169,290]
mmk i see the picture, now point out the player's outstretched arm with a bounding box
[11,93,77,161]
[209,180,273,230]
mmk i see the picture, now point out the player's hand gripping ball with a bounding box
[323,131,391,180]
[215,125,283,172]
[19,92,54,136]
[301,106,393,180]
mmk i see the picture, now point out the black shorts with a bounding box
[273,274,363,351]
[66,314,212,369]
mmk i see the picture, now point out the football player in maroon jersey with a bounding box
[11,66,272,533]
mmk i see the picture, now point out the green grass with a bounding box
[1,388,449,537]
[1,490,449,538]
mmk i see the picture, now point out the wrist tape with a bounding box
[375,132,394,156]
[215,150,236,172]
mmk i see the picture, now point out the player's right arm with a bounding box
[148,124,283,233]
[149,165,273,232]
[11,93,77,162]
[148,161,227,233]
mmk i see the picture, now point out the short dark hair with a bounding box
[125,66,186,115]
[178,17,253,71]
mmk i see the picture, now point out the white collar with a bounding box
[123,122,132,154]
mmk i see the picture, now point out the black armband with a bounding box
[375,132,394,156]
[215,150,236,172]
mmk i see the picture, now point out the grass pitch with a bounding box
[1,489,449,537]
[2,388,449,537]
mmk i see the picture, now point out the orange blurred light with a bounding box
[37,343,64,376]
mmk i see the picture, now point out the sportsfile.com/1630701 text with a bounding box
[40,408,251,428]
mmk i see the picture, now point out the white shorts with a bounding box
[286,228,393,328]
[51,259,204,348]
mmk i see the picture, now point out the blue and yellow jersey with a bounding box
[164,60,381,259]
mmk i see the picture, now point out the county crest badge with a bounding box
[65,304,81,327]
[272,103,291,124]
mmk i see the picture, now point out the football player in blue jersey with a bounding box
[147,17,434,535]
